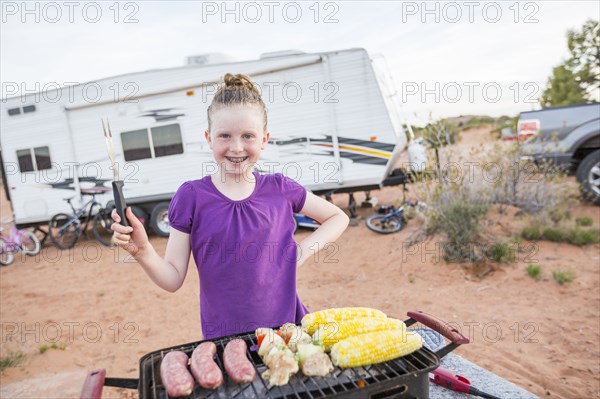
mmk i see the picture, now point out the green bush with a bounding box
[488,242,516,263]
[553,270,575,285]
[439,202,489,262]
[542,227,566,242]
[0,351,26,372]
[526,264,542,281]
[521,226,542,240]
[575,216,593,226]
[566,228,600,246]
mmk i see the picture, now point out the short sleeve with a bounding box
[279,174,307,213]
[168,182,196,234]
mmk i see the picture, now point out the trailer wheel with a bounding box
[130,206,150,231]
[151,202,171,237]
[576,149,600,205]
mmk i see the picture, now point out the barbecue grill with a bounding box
[80,311,469,399]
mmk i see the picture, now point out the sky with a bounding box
[1,0,598,126]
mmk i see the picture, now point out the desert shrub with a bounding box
[0,351,26,372]
[553,270,575,285]
[521,226,543,240]
[526,264,542,280]
[566,228,600,246]
[482,143,578,214]
[408,127,576,268]
[439,202,489,262]
[488,242,516,263]
[421,118,461,148]
[575,216,593,226]
[542,227,566,242]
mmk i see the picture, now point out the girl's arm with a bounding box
[112,207,191,292]
[296,192,350,267]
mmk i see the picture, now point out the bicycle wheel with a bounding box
[365,214,405,234]
[0,238,14,266]
[93,208,115,247]
[20,231,41,255]
[48,213,80,249]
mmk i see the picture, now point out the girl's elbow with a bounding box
[164,283,182,293]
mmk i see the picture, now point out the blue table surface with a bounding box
[429,354,539,399]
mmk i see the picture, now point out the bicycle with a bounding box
[48,188,115,249]
[0,217,42,266]
[365,200,426,234]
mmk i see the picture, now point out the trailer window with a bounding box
[122,129,152,161]
[122,124,184,161]
[17,149,34,172]
[34,146,51,169]
[151,124,183,157]
[8,108,21,116]
[16,146,52,172]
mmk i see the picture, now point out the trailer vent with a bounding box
[186,53,236,66]
[7,105,36,116]
[260,50,305,59]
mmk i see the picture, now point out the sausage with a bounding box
[190,341,223,389]
[160,351,194,397]
[224,339,256,383]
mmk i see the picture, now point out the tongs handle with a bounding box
[407,311,469,345]
[112,181,129,227]
[407,310,469,359]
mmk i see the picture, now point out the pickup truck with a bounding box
[519,103,600,205]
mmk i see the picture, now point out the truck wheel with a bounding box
[151,202,171,237]
[576,149,600,205]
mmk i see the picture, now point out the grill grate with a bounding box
[138,331,439,399]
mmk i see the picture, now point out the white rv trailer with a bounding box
[1,48,419,236]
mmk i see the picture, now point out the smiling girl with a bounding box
[112,73,349,339]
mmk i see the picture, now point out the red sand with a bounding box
[1,127,598,398]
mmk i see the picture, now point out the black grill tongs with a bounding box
[102,118,129,227]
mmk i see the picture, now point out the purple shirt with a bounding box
[168,172,309,339]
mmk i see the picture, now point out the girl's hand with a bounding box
[111,207,149,257]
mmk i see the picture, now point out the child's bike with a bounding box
[0,217,42,266]
[365,201,423,234]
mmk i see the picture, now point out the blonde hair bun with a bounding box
[207,73,268,131]
[223,73,259,94]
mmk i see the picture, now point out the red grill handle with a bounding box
[80,369,106,399]
[407,311,469,345]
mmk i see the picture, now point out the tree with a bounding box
[540,19,599,108]
[540,64,588,108]
[567,19,599,97]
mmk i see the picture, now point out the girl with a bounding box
[111,73,349,339]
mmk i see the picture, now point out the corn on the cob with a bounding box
[330,330,424,368]
[313,317,406,350]
[301,307,387,335]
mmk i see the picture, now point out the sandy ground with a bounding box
[1,127,599,398]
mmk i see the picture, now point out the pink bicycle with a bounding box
[0,217,42,266]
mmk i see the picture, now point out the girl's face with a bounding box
[205,105,269,178]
